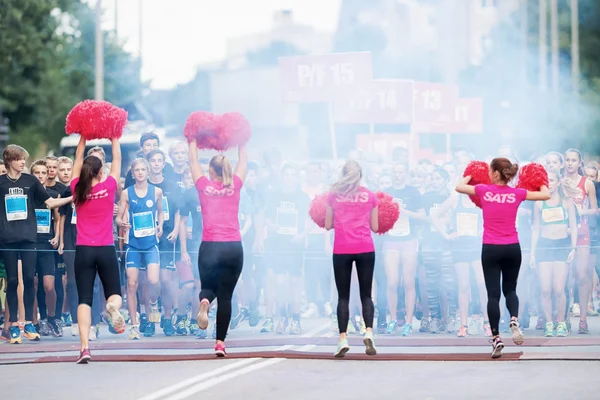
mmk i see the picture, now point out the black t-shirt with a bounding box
[46,181,68,198]
[384,185,423,240]
[149,177,181,234]
[59,188,77,249]
[265,188,310,251]
[0,173,51,244]
[181,187,202,242]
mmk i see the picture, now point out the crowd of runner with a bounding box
[1,133,599,346]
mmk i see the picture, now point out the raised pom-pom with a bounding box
[65,100,128,140]
[463,160,491,208]
[517,162,549,192]
[309,193,328,228]
[376,191,400,234]
[218,112,252,148]
[184,111,221,150]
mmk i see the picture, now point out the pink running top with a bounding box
[328,187,378,254]
[475,184,527,245]
[71,176,117,246]
[195,175,242,242]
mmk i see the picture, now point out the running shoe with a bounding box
[324,302,333,317]
[62,313,73,327]
[197,299,210,330]
[334,338,350,358]
[490,336,504,359]
[578,320,589,334]
[9,326,21,344]
[401,323,412,337]
[377,319,387,335]
[572,303,581,318]
[106,303,126,334]
[290,319,302,335]
[89,325,98,341]
[276,317,289,335]
[76,348,91,364]
[163,319,175,336]
[386,320,398,335]
[535,315,546,330]
[148,302,161,323]
[48,317,63,337]
[419,319,430,333]
[188,322,199,335]
[469,314,482,336]
[509,319,524,345]
[429,318,440,334]
[128,325,141,340]
[363,331,377,356]
[544,322,554,337]
[197,328,207,339]
[143,322,155,337]
[446,317,457,333]
[176,317,188,336]
[215,343,227,357]
[23,323,41,341]
[139,313,148,333]
[260,318,274,333]
[38,319,51,336]
[555,322,569,337]
[230,308,248,330]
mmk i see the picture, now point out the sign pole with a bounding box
[327,103,338,160]
[446,132,452,161]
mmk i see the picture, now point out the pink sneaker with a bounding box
[215,343,227,357]
[76,348,91,364]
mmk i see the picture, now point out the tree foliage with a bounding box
[0,0,144,154]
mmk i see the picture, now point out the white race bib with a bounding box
[71,204,77,224]
[5,194,27,221]
[457,212,479,237]
[542,207,566,224]
[161,196,170,221]
[35,209,51,234]
[276,202,298,235]
[132,211,156,238]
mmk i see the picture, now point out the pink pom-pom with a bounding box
[517,162,549,192]
[184,111,221,149]
[309,193,328,228]
[218,112,252,149]
[375,191,400,234]
[463,160,491,208]
[65,100,128,140]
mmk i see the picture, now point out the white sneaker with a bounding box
[301,303,319,319]
[71,324,79,337]
[510,319,524,345]
[324,302,333,317]
[89,326,97,341]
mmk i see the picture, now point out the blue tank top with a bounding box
[127,184,158,250]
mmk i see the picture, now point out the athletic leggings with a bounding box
[74,245,121,307]
[2,242,37,322]
[481,243,522,336]
[333,252,375,334]
[197,241,243,341]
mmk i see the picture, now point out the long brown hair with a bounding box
[490,157,519,183]
[74,156,103,206]
[209,155,234,187]
[330,160,362,195]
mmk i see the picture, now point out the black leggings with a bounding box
[333,252,375,334]
[74,245,121,307]
[481,243,522,336]
[197,241,243,341]
[2,242,37,322]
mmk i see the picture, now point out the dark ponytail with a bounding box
[74,156,103,206]
[491,157,519,183]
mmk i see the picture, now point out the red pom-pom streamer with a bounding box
[65,100,128,140]
[309,193,328,228]
[184,111,252,151]
[218,112,252,148]
[517,162,549,192]
[463,160,491,208]
[375,191,400,235]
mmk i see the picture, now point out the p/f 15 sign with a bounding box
[279,52,373,103]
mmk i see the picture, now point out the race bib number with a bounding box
[71,204,77,224]
[276,202,298,235]
[389,198,410,237]
[5,194,27,221]
[161,197,170,221]
[457,212,479,237]
[132,211,156,238]
[542,207,565,224]
[35,209,51,234]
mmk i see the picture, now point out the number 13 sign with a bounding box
[412,82,459,126]
[279,52,373,103]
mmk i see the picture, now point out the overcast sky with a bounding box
[92,0,341,89]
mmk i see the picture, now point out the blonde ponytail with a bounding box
[330,160,362,195]
[209,155,234,188]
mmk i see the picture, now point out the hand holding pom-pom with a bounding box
[375,192,400,234]
[65,100,128,140]
[309,193,328,229]
[517,163,548,192]
[463,160,490,208]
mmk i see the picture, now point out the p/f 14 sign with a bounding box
[279,52,373,103]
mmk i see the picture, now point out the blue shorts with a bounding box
[125,245,159,270]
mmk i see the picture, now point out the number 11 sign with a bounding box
[279,52,373,103]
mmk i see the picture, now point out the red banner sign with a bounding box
[450,98,483,134]
[279,52,373,103]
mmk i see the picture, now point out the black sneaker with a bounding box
[48,317,63,337]
[38,319,51,336]
[490,336,504,359]
[163,319,175,336]
[139,313,148,333]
